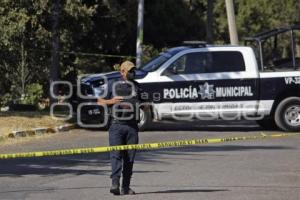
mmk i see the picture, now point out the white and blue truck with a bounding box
[72,25,300,131]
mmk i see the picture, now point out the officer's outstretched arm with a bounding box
[97,96,124,105]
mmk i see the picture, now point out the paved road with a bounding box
[0,121,299,200]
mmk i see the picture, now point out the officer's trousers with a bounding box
[109,123,139,184]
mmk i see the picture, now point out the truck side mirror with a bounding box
[161,64,179,76]
[172,65,178,74]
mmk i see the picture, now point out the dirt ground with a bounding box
[0,112,68,137]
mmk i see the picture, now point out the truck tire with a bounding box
[138,108,152,131]
[256,118,278,130]
[275,97,300,132]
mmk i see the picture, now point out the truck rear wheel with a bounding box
[275,97,300,132]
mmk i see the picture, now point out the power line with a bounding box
[27,48,136,59]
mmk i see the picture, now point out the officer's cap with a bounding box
[120,61,136,72]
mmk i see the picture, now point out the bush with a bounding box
[142,44,162,64]
[21,83,43,106]
[0,93,13,108]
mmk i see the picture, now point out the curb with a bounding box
[0,124,77,142]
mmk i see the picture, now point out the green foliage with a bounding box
[214,0,300,43]
[0,0,299,102]
[142,44,165,64]
[21,83,43,105]
[0,0,97,99]
[0,93,13,107]
[144,0,205,48]
[236,0,299,36]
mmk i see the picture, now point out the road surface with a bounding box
[0,121,299,200]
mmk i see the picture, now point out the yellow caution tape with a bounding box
[0,132,299,159]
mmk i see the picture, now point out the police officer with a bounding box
[97,61,141,195]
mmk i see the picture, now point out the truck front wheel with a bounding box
[138,107,152,131]
[275,97,300,132]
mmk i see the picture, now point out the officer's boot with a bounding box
[121,176,136,195]
[110,178,120,195]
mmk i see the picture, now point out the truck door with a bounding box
[144,48,260,120]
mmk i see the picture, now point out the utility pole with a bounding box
[136,0,144,68]
[225,0,239,45]
[50,0,60,105]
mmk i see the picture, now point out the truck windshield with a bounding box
[140,53,171,72]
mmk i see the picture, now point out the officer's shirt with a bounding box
[104,78,141,125]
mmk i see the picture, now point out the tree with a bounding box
[144,0,205,49]
[0,0,97,105]
[1,0,300,107]
[214,0,300,43]
[0,0,51,101]
[206,0,214,43]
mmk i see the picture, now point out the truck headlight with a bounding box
[93,84,107,97]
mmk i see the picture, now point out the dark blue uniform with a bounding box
[105,78,141,189]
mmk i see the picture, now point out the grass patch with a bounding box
[0,111,71,137]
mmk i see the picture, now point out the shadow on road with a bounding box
[81,120,264,132]
[0,153,170,177]
[147,120,262,132]
[0,187,230,194]
[0,154,110,177]
[135,144,294,166]
[0,186,107,194]
[137,189,229,194]
[144,145,294,154]
[0,143,293,177]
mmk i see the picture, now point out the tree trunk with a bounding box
[50,0,61,105]
[206,0,214,43]
[21,39,26,99]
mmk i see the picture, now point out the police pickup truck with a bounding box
[74,25,300,131]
